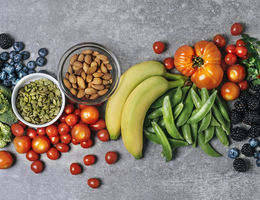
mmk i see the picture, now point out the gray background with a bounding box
[0,0,260,200]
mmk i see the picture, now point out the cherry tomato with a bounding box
[70,163,82,175]
[18,121,27,129]
[72,138,79,145]
[65,114,78,126]
[90,119,106,131]
[221,82,240,101]
[80,106,99,124]
[32,136,51,154]
[11,123,24,137]
[231,23,243,36]
[97,129,110,142]
[225,44,236,54]
[83,155,96,166]
[153,41,165,54]
[46,125,58,137]
[0,151,13,169]
[31,160,44,174]
[80,139,93,148]
[163,57,174,70]
[58,123,70,135]
[235,46,248,58]
[60,134,71,144]
[56,143,70,152]
[47,147,60,160]
[26,150,39,161]
[236,39,246,47]
[105,151,118,164]
[71,123,91,143]
[213,34,226,48]
[238,80,249,91]
[227,64,246,83]
[27,128,37,139]
[87,178,100,189]
[221,60,228,71]
[59,113,67,123]
[224,53,237,65]
[65,104,75,115]
[49,136,60,145]
[78,104,88,110]
[13,136,31,154]
[37,127,46,136]
[74,108,81,116]
[242,54,249,60]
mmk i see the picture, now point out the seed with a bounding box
[77,76,86,89]
[82,49,93,54]
[103,80,109,85]
[94,58,101,66]
[70,88,77,95]
[77,89,85,98]
[83,62,89,73]
[88,82,93,88]
[70,54,78,65]
[86,65,97,75]
[86,74,93,83]
[102,73,112,80]
[81,71,86,80]
[93,72,103,78]
[72,65,81,72]
[92,77,102,85]
[89,94,99,100]
[68,65,73,74]
[84,55,92,64]
[68,74,77,83]
[105,85,110,89]
[74,68,82,76]
[63,78,71,89]
[101,63,108,73]
[98,89,108,96]
[90,61,98,68]
[103,60,110,64]
[91,84,104,90]
[85,88,97,95]
[78,54,84,62]
[73,61,83,68]
[106,64,112,71]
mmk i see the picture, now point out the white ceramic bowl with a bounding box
[11,73,66,128]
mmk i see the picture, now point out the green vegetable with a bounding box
[171,87,182,107]
[0,122,12,148]
[191,123,198,147]
[144,129,160,144]
[181,123,192,144]
[210,116,220,127]
[198,132,221,157]
[168,138,188,149]
[204,126,215,143]
[173,102,183,119]
[212,104,230,134]
[198,111,212,133]
[215,126,229,146]
[150,88,177,109]
[190,88,202,109]
[215,92,230,122]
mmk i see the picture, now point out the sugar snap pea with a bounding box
[168,138,189,149]
[163,96,183,140]
[200,88,208,102]
[215,92,230,122]
[171,87,183,107]
[158,119,165,128]
[151,88,177,109]
[198,111,212,133]
[173,102,184,119]
[191,88,202,109]
[215,126,229,146]
[152,121,172,161]
[212,104,230,135]
[145,126,156,133]
[144,129,160,144]
[181,86,190,102]
[204,126,215,143]
[210,116,220,127]
[198,132,221,157]
[191,123,198,147]
[148,107,163,119]
[181,124,193,144]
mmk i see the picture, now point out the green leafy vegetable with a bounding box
[0,121,12,148]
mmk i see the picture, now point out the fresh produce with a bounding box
[46,125,58,137]
[153,41,165,54]
[87,178,101,189]
[163,57,174,70]
[221,82,240,101]
[224,53,237,65]
[227,64,246,83]
[65,113,78,126]
[174,41,223,89]
[26,150,39,161]
[13,135,31,154]
[106,61,187,140]
[105,151,118,164]
[213,34,226,48]
[238,80,249,91]
[0,150,13,169]
[60,134,71,144]
[32,136,51,154]
[47,147,60,160]
[90,119,106,131]
[231,23,244,36]
[227,148,239,159]
[71,123,91,143]
[56,143,69,152]
[83,155,96,166]
[11,123,25,137]
[70,163,82,175]
[0,33,13,49]
[80,106,99,124]
[233,158,246,172]
[235,46,248,58]
[97,129,110,142]
[31,160,44,174]
[0,122,12,148]
[226,44,236,54]
[80,140,93,148]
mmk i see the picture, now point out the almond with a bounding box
[98,89,108,96]
[91,84,104,90]
[70,54,78,65]
[63,78,71,89]
[77,89,85,98]
[81,71,86,80]
[68,74,77,83]
[77,54,84,62]
[68,65,73,74]
[102,73,112,80]
[82,49,93,54]
[93,51,100,56]
[101,63,108,73]
[84,55,92,64]
[106,64,112,71]
[92,77,102,85]
[93,72,103,78]
[72,83,77,89]
[65,72,70,79]
[70,88,77,95]
[83,62,89,73]
[96,54,108,61]
[86,74,93,83]
[89,94,99,100]
[90,61,98,68]
[85,88,97,95]
[77,76,86,89]
[73,61,83,68]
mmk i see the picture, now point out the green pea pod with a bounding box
[152,121,172,162]
[191,123,198,147]
[198,111,212,133]
[191,88,202,109]
[212,104,230,134]
[198,132,221,157]
[204,126,215,143]
[144,116,151,127]
[210,116,220,127]
[144,129,160,144]
[188,90,217,124]
[163,96,183,140]
[215,126,229,146]
[168,138,189,149]
[181,124,193,144]
[173,102,184,119]
[176,88,194,127]
[148,107,163,119]
[145,126,156,133]
[181,86,191,102]
[171,87,183,107]
[151,88,177,109]
[158,119,165,128]
[215,93,230,122]
[200,88,209,102]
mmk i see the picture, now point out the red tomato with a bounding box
[32,136,51,154]
[90,119,106,131]
[11,123,24,137]
[65,114,78,126]
[70,163,82,175]
[213,34,226,48]
[49,136,60,145]
[59,113,67,123]
[227,64,246,83]
[80,106,99,124]
[0,151,13,169]
[46,125,58,137]
[221,60,228,71]
[83,155,96,166]
[58,123,70,135]
[72,138,79,145]
[231,23,243,36]
[78,104,88,110]
[56,143,70,152]
[105,151,118,164]
[27,128,37,139]
[236,39,246,47]
[235,46,248,58]
[65,104,75,115]
[60,134,71,144]
[153,41,165,54]
[26,150,39,161]
[47,147,60,160]
[163,57,174,70]
[224,53,237,65]
[37,127,46,136]
[71,123,91,143]
[97,129,110,142]
[221,82,240,101]
[31,160,44,174]
[74,108,81,116]
[80,139,93,148]
[225,44,236,54]
[88,178,100,189]
[18,121,27,129]
[242,54,249,60]
[238,80,249,91]
[13,136,31,154]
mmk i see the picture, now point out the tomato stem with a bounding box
[192,56,204,68]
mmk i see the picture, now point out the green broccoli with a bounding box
[0,121,12,148]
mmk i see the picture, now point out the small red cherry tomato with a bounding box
[72,138,79,145]
[80,139,93,148]
[105,151,118,164]
[71,123,91,143]
[0,151,13,169]
[56,143,70,152]
[26,150,39,161]
[32,136,51,154]
[235,46,248,58]
[83,155,96,166]
[221,82,240,101]
[11,123,24,137]
[13,136,31,154]
[163,57,174,70]
[49,136,60,145]
[97,129,110,142]
[225,44,236,54]
[238,80,249,91]
[78,104,88,110]
[242,54,249,60]
[27,128,37,139]
[224,53,237,65]
[88,178,100,189]
[37,127,46,136]
[65,104,75,115]
[47,147,60,160]
[18,121,27,129]
[46,125,58,137]
[59,113,67,123]
[231,23,243,36]
[65,114,78,126]
[60,134,71,144]
[74,108,81,116]
[153,41,165,54]
[31,160,44,174]
[58,123,70,135]
[70,163,82,175]
[236,39,246,47]
[90,119,106,131]
[213,34,226,48]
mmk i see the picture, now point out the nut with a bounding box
[68,74,77,83]
[77,76,86,89]
[77,89,85,98]
[82,49,93,54]
[89,94,99,100]
[84,55,92,64]
[103,80,109,85]
[73,65,82,71]
[98,89,108,96]
[106,64,112,71]
[90,61,98,68]
[91,84,104,90]
[86,65,97,75]
[83,62,89,73]
[65,72,70,79]
[92,77,102,85]
[72,83,77,89]
[102,73,112,80]
[74,68,82,76]
[68,65,73,74]
[70,54,78,65]
[73,61,83,68]
[101,63,108,73]
[105,85,110,89]
[70,88,77,95]
[78,54,84,62]
[103,60,110,64]
[93,72,103,78]
[96,54,108,61]
[81,71,86,80]
[88,82,93,88]
[86,74,93,83]
[85,88,97,95]
[93,51,100,56]
[63,78,71,89]
[94,57,101,66]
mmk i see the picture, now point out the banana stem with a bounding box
[164,72,189,81]
[168,79,185,89]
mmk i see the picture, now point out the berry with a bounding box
[0,33,13,49]
[246,96,260,110]
[230,127,248,141]
[27,61,36,69]
[28,69,36,74]
[13,42,25,52]
[249,138,259,148]
[233,158,247,172]
[2,79,12,87]
[22,67,28,73]
[18,71,27,79]
[243,111,260,125]
[36,57,46,66]
[227,148,239,159]
[239,90,250,103]
[15,63,23,72]
[38,48,48,57]
[9,61,15,66]
[3,64,15,74]
[7,73,16,80]
[0,71,7,80]
[241,143,254,157]
[0,52,9,61]
[11,78,19,86]
[13,54,22,63]
[250,84,260,93]
[248,124,260,138]
[9,51,17,59]
[234,100,246,113]
[256,159,260,167]
[20,51,30,60]
[230,109,242,125]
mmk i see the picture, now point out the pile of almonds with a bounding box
[63,50,113,100]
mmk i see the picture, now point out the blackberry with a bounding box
[241,143,254,157]
[233,158,247,172]
[0,33,13,49]
[250,84,260,93]
[234,100,246,113]
[239,90,250,103]
[248,124,260,138]
[243,111,260,125]
[230,127,248,141]
[246,96,260,110]
[230,109,243,125]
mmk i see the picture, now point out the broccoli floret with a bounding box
[0,121,12,148]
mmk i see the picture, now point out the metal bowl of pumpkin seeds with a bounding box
[11,73,66,128]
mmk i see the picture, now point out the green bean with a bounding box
[163,96,183,140]
[191,88,202,109]
[215,126,229,146]
[204,126,215,143]
[181,124,193,144]
[212,104,230,134]
[191,123,198,147]
[210,116,220,127]
[198,132,221,157]
[171,87,183,107]
[168,138,189,149]
[215,93,230,122]
[198,111,212,132]
[181,86,190,102]
[152,121,172,161]
[144,129,160,144]
[151,88,177,109]
[158,119,165,128]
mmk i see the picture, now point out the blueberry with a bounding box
[13,53,22,63]
[0,71,7,80]
[38,48,48,57]
[21,51,30,60]
[9,60,15,66]
[256,159,260,167]
[0,52,9,61]
[36,57,46,66]
[22,66,28,73]
[28,69,36,74]
[227,148,240,159]
[3,65,15,74]
[2,79,12,87]
[9,51,17,59]
[10,77,20,86]
[15,63,24,72]
[18,71,27,79]
[13,42,25,51]
[7,73,16,80]
[27,61,36,69]
[249,138,259,148]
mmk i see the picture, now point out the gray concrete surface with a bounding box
[0,0,260,199]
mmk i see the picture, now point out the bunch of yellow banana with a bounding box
[105,61,187,158]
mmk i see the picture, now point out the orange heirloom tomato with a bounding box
[174,41,223,89]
